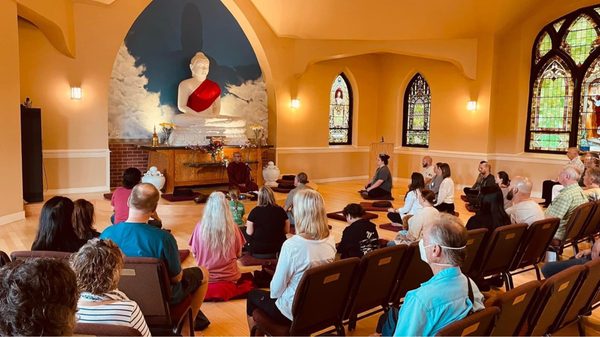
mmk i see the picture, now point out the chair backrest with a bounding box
[527,264,586,336]
[510,218,559,271]
[74,323,142,336]
[390,242,433,306]
[290,257,360,336]
[10,250,71,261]
[554,258,600,331]
[118,257,173,326]
[461,228,488,276]
[476,224,528,278]
[435,306,500,336]
[0,251,10,267]
[489,280,541,336]
[344,244,408,320]
[579,200,600,239]
[563,202,595,244]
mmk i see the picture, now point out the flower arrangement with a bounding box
[204,138,224,162]
[159,122,176,144]
[251,125,265,145]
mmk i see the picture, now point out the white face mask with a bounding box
[418,239,466,266]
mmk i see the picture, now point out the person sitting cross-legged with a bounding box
[284,172,311,227]
[227,151,258,193]
[387,172,424,226]
[380,214,484,337]
[388,189,439,246]
[246,186,290,258]
[71,238,150,336]
[462,161,496,212]
[100,183,209,330]
[337,203,379,259]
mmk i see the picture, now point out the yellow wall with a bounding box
[0,0,24,221]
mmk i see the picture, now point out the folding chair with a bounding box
[558,202,595,256]
[251,258,360,336]
[118,257,194,336]
[74,323,142,336]
[343,245,408,330]
[506,218,559,288]
[390,242,433,307]
[575,200,600,246]
[489,280,540,336]
[435,306,500,336]
[10,250,71,261]
[526,265,586,336]
[461,228,488,277]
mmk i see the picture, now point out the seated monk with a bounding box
[227,152,258,193]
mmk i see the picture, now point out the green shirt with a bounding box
[545,183,587,240]
[229,200,245,226]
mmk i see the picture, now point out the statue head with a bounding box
[190,52,210,82]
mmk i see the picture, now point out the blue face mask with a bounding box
[418,239,466,266]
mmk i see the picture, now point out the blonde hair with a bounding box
[198,192,237,257]
[257,186,277,207]
[293,189,330,240]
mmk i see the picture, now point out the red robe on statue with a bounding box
[227,162,258,193]
[186,79,221,112]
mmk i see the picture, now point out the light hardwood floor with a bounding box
[5,180,600,336]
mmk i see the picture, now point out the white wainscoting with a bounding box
[42,149,110,195]
[0,211,25,226]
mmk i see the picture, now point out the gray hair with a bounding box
[562,165,582,181]
[428,214,467,266]
[512,176,532,194]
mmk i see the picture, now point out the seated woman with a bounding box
[337,203,379,258]
[362,154,393,199]
[111,168,162,228]
[189,192,251,301]
[387,172,424,226]
[73,199,100,242]
[434,163,456,214]
[246,186,290,258]
[388,189,439,246]
[466,185,511,234]
[70,239,150,336]
[31,196,86,253]
[496,171,512,209]
[246,189,336,330]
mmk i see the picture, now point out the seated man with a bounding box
[100,183,209,329]
[0,258,79,336]
[390,214,484,336]
[583,166,600,201]
[505,176,545,226]
[545,165,588,246]
[542,238,599,278]
[462,161,496,211]
[541,147,583,207]
[227,151,258,193]
[421,156,435,186]
[284,172,311,226]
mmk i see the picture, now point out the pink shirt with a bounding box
[189,224,245,283]
[111,187,132,224]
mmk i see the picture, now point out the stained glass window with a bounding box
[329,74,352,145]
[402,73,431,147]
[527,6,600,153]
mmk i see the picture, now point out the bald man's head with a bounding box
[512,176,533,194]
[128,183,159,213]
[422,156,432,168]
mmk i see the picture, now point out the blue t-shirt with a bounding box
[100,222,184,303]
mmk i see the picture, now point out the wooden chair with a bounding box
[390,242,433,307]
[343,245,408,330]
[558,202,595,256]
[552,259,600,336]
[461,228,488,277]
[118,257,194,336]
[435,306,500,336]
[575,200,600,245]
[74,323,142,336]
[251,258,360,336]
[10,250,71,261]
[526,265,586,336]
[470,224,528,290]
[488,280,540,336]
[505,218,560,288]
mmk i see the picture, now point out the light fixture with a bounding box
[71,87,82,100]
[290,99,300,109]
[466,100,477,111]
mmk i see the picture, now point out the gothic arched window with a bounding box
[402,73,431,147]
[329,73,353,145]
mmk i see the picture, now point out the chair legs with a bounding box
[335,323,346,336]
[348,315,357,331]
[534,264,542,281]
[577,318,586,337]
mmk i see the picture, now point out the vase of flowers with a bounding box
[159,122,176,145]
[251,125,264,146]
[205,138,224,162]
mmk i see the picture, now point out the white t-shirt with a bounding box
[421,166,435,182]
[396,189,423,217]
[506,199,545,226]
[271,234,336,320]
[436,178,455,205]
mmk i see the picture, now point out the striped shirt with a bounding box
[76,290,151,337]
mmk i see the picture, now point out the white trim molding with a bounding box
[277,146,370,154]
[42,149,111,193]
[45,186,110,195]
[0,211,25,226]
[312,175,369,183]
[393,147,565,166]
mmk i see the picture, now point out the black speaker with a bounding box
[21,106,43,202]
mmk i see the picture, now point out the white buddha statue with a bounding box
[169,52,247,146]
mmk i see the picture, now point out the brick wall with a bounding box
[109,139,149,189]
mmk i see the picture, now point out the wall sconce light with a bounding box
[71,87,82,100]
[466,100,477,111]
[290,98,300,109]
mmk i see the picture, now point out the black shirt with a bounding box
[337,219,379,259]
[247,204,288,254]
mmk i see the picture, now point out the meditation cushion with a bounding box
[372,201,393,208]
[272,187,293,193]
[326,211,378,222]
[162,192,201,202]
[103,193,112,201]
[360,192,394,201]
[360,202,392,212]
[204,273,255,302]
[239,254,278,267]
[379,223,403,232]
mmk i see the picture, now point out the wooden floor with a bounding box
[4,180,600,336]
